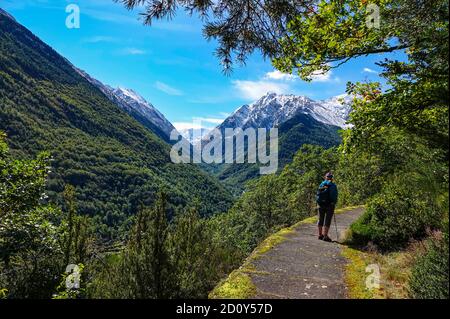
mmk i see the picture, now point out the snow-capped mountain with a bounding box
[112,87,176,138]
[216,92,352,133]
[74,68,176,140]
[314,94,353,128]
[178,128,210,144]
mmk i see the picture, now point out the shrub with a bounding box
[409,227,449,299]
[350,175,442,250]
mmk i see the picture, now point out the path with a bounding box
[249,207,364,299]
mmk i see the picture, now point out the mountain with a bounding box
[215,92,351,133]
[204,92,348,193]
[74,68,176,143]
[213,113,342,193]
[0,9,232,237]
[178,127,210,144]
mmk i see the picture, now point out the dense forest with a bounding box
[1,0,448,299]
[0,11,233,240]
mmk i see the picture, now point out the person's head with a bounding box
[325,172,333,181]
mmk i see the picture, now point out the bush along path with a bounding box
[210,206,365,299]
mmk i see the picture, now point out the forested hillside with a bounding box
[0,0,448,300]
[0,10,232,238]
[211,113,342,194]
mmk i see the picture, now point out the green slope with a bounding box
[0,11,232,237]
[210,114,341,195]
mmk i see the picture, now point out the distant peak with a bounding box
[321,93,352,105]
[263,91,277,97]
[115,87,148,104]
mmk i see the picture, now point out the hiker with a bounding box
[316,172,338,242]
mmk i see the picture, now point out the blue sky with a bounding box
[1,0,405,131]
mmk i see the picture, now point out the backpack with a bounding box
[316,184,331,206]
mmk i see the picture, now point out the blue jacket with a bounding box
[319,180,338,205]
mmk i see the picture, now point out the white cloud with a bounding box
[83,36,117,44]
[155,81,183,96]
[173,122,206,130]
[232,80,289,100]
[119,48,147,55]
[310,69,333,82]
[264,68,336,83]
[264,70,296,81]
[363,67,378,74]
[173,115,227,131]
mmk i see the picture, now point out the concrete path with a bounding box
[249,207,365,299]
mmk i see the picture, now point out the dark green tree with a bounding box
[0,132,62,298]
[93,192,176,298]
[61,185,93,266]
[170,203,223,298]
[117,0,316,72]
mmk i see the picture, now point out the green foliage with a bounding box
[210,144,338,257]
[170,204,232,298]
[0,13,233,239]
[61,185,94,266]
[211,114,341,195]
[346,127,448,250]
[0,132,63,298]
[108,192,176,299]
[1,132,96,298]
[0,288,7,299]
[0,133,61,298]
[409,227,449,299]
[351,176,441,250]
[53,263,86,299]
[89,194,237,299]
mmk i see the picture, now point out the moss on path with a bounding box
[210,206,365,299]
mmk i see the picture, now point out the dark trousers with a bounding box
[318,204,335,227]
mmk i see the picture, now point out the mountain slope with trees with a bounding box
[0,0,448,299]
[120,0,448,299]
[210,113,342,194]
[0,9,232,238]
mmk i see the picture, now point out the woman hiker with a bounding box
[316,172,338,242]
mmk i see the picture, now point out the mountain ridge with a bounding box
[0,8,232,237]
[215,92,352,135]
[74,68,176,142]
[197,92,347,193]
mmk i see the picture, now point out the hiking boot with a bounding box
[318,235,324,240]
[323,236,332,242]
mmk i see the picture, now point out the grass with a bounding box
[208,269,257,299]
[342,246,382,299]
[341,232,423,299]
[209,205,364,299]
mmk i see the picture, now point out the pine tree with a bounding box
[118,0,315,72]
[115,191,176,298]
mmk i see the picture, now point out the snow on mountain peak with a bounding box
[73,67,176,139]
[219,92,352,132]
[115,87,148,105]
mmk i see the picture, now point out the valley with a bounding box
[0,0,447,302]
